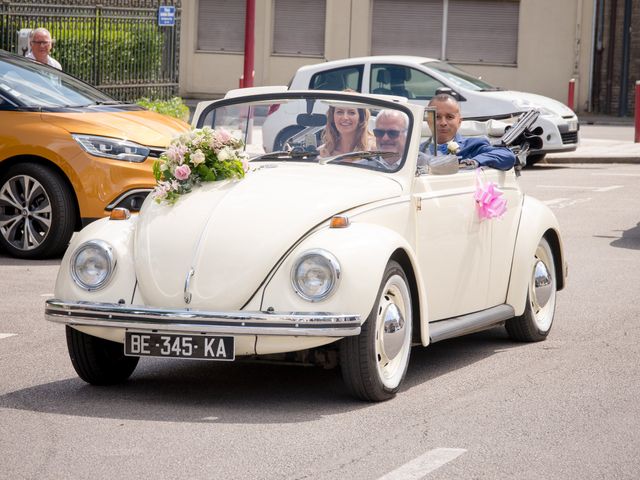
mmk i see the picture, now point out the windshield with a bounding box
[423,61,501,92]
[0,54,116,108]
[196,93,416,173]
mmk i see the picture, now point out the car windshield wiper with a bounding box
[478,87,503,92]
[251,149,320,162]
[93,100,123,105]
[319,150,396,165]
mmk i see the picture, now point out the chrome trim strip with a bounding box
[105,188,152,211]
[429,304,515,343]
[45,299,361,337]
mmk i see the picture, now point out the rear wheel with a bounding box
[506,238,557,342]
[340,261,413,401]
[66,326,139,385]
[0,164,75,258]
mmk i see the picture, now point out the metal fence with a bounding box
[0,0,181,101]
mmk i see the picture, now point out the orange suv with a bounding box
[0,51,189,259]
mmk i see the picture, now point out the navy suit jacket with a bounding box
[435,134,516,171]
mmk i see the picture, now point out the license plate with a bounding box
[125,332,235,361]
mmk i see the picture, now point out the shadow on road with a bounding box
[0,326,523,423]
[0,252,62,266]
[594,221,640,250]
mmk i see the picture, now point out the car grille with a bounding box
[561,131,578,144]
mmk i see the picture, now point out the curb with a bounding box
[543,157,640,164]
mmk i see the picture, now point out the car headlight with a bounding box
[291,249,340,302]
[70,240,116,291]
[72,134,150,162]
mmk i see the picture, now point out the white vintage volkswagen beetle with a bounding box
[46,89,566,402]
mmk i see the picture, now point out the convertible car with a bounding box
[46,89,566,402]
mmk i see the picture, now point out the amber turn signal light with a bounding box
[329,215,350,228]
[109,207,131,220]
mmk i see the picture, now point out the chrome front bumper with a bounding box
[45,299,361,337]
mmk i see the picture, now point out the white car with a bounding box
[46,89,566,402]
[263,56,578,165]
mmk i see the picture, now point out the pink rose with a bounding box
[217,128,232,143]
[174,164,191,180]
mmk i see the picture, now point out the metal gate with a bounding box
[0,0,181,101]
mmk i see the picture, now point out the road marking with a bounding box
[40,293,54,297]
[543,197,592,209]
[592,172,640,177]
[543,198,569,205]
[594,185,623,192]
[377,448,466,480]
[202,416,219,421]
[0,333,17,340]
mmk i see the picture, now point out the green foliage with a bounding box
[136,97,190,121]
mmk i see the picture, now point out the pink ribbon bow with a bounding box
[475,169,507,220]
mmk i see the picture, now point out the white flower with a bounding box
[447,141,460,154]
[191,149,205,166]
[217,146,232,161]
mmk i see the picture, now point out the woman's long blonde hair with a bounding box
[322,104,372,155]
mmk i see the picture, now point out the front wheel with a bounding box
[0,164,76,258]
[66,326,139,385]
[340,260,413,402]
[526,153,546,167]
[506,237,557,342]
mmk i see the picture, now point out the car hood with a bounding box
[42,109,188,147]
[464,90,576,119]
[133,163,402,309]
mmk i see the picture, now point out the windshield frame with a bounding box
[195,91,417,174]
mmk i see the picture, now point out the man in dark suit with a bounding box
[427,94,516,171]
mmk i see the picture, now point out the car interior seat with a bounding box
[315,71,346,91]
[372,70,393,95]
[389,68,414,99]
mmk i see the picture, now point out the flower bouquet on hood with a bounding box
[152,126,249,204]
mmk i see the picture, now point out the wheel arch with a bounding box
[0,154,81,230]
[506,195,566,316]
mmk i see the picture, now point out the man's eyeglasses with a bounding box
[31,41,51,46]
[373,128,406,139]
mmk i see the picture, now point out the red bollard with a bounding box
[567,78,575,111]
[635,80,640,143]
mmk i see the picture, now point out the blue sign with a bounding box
[158,6,175,27]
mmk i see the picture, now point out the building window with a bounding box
[371,0,519,65]
[197,0,245,53]
[372,0,443,58]
[273,0,326,56]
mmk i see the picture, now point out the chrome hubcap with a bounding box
[375,274,412,389]
[382,303,405,361]
[0,175,52,251]
[532,259,552,309]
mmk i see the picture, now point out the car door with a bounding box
[480,168,523,306]
[413,169,492,321]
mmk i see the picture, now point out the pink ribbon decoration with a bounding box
[475,169,507,220]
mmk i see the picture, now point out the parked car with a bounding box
[263,56,578,164]
[45,88,566,402]
[0,50,189,259]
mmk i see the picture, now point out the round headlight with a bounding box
[291,249,340,302]
[70,240,116,291]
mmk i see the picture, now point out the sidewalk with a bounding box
[542,122,640,164]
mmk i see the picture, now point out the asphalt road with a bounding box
[1,163,639,479]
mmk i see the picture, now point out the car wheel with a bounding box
[0,164,75,259]
[340,260,413,401]
[506,237,556,342]
[273,125,304,151]
[526,153,546,167]
[66,326,139,385]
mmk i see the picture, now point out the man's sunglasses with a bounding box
[373,128,405,139]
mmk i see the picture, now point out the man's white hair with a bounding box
[375,109,409,129]
[29,27,53,42]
